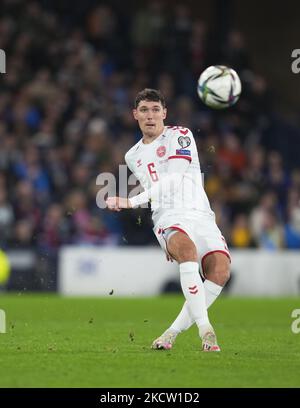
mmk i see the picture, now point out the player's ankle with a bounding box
[198,323,214,338]
[164,328,180,336]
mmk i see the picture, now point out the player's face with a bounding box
[133,100,167,138]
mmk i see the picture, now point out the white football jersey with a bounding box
[125,126,213,222]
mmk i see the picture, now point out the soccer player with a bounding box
[106,89,230,351]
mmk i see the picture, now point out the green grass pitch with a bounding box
[0,294,299,388]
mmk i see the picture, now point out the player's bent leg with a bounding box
[151,231,199,350]
[152,235,225,351]
[202,251,230,287]
[168,232,220,350]
[166,250,231,337]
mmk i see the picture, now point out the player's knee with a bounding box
[209,263,230,286]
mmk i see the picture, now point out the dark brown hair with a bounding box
[134,88,166,109]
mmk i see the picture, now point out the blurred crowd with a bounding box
[0,0,300,255]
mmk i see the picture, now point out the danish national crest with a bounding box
[156,146,166,157]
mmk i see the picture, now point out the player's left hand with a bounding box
[106,197,132,211]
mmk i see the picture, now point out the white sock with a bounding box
[169,302,192,333]
[179,262,210,335]
[204,279,223,308]
[169,279,223,333]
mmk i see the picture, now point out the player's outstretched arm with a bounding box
[128,157,190,208]
[106,196,132,211]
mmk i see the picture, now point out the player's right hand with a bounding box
[106,197,122,211]
[106,196,132,211]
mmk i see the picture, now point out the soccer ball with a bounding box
[197,65,241,109]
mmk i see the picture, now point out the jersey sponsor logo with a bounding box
[156,145,166,157]
[178,136,191,148]
[176,149,191,156]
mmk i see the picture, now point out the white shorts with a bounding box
[153,210,230,277]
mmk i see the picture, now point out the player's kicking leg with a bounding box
[152,239,230,351]
[152,232,227,351]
